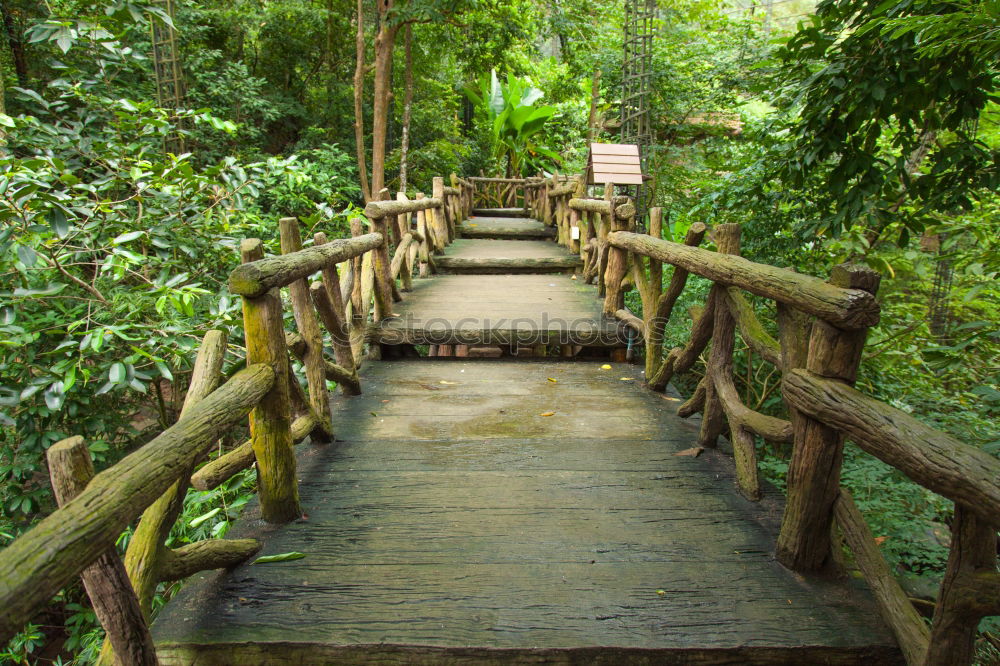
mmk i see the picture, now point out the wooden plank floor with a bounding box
[460,216,555,239]
[153,360,901,665]
[369,274,627,347]
[437,239,582,273]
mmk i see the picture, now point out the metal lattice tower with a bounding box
[151,0,186,153]
[621,0,656,224]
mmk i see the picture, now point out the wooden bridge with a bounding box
[0,175,997,665]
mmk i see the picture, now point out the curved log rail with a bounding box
[0,172,476,662]
[595,212,999,666]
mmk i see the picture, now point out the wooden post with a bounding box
[368,191,395,321]
[597,183,614,298]
[643,207,664,379]
[776,263,881,571]
[121,331,227,623]
[48,437,159,666]
[415,193,431,277]
[925,504,999,665]
[349,217,364,317]
[240,238,300,523]
[432,177,447,250]
[697,224,739,450]
[278,218,333,441]
[313,232,356,374]
[602,197,633,316]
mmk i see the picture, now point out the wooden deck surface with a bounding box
[153,360,900,665]
[460,216,555,239]
[437,239,582,273]
[369,274,626,347]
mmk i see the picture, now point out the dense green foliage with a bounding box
[1,0,997,661]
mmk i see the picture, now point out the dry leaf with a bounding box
[600,364,612,370]
[439,380,458,385]
[547,377,558,383]
[540,411,556,417]
[620,377,634,381]
[673,447,704,457]
[656,589,666,596]
[663,396,681,402]
[419,384,441,391]
[874,536,888,546]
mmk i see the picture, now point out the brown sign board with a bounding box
[587,143,644,185]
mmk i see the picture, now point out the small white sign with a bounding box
[571,226,580,240]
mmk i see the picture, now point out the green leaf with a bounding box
[44,382,65,410]
[253,551,306,564]
[188,507,221,528]
[16,244,39,268]
[155,362,173,382]
[49,207,70,238]
[112,230,145,245]
[109,362,126,384]
[13,283,68,298]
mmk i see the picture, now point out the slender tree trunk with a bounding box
[353,0,373,202]
[586,68,601,143]
[1,0,28,86]
[370,0,399,197]
[398,24,414,193]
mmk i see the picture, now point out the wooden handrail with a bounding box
[364,197,443,219]
[782,368,1000,519]
[229,232,384,297]
[0,364,275,643]
[608,231,881,329]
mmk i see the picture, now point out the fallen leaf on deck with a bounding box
[253,552,306,564]
[369,412,377,417]
[600,364,612,370]
[419,384,441,391]
[673,447,704,457]
[540,411,556,417]
[547,377,558,383]
[620,377,634,381]
[656,589,666,596]
[439,380,458,385]
[663,396,681,402]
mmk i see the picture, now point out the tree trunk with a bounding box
[369,0,399,197]
[398,23,414,193]
[1,0,28,87]
[353,0,372,202]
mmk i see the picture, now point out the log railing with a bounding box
[0,174,475,661]
[605,220,999,666]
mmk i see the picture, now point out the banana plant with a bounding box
[464,70,561,176]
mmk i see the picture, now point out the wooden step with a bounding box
[471,207,528,218]
[437,239,582,274]
[460,216,555,240]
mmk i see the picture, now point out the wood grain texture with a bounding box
[470,207,532,217]
[152,360,899,663]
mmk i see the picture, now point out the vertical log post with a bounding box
[925,504,999,666]
[48,437,159,666]
[596,182,614,298]
[643,207,664,379]
[313,232,356,375]
[121,330,227,625]
[697,224,739,450]
[432,177,447,250]
[240,238,301,523]
[415,193,431,277]
[603,196,633,316]
[367,192,395,321]
[278,218,333,441]
[349,217,365,317]
[776,263,881,571]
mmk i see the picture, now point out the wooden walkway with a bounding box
[151,212,902,664]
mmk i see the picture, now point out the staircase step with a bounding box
[461,216,554,240]
[436,255,581,274]
[471,207,528,218]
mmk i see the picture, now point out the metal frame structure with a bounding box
[151,0,186,153]
[621,0,656,224]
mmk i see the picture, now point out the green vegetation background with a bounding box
[0,0,996,662]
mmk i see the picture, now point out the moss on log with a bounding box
[608,231,880,329]
[229,233,383,298]
[0,364,274,644]
[364,197,442,220]
[159,539,261,582]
